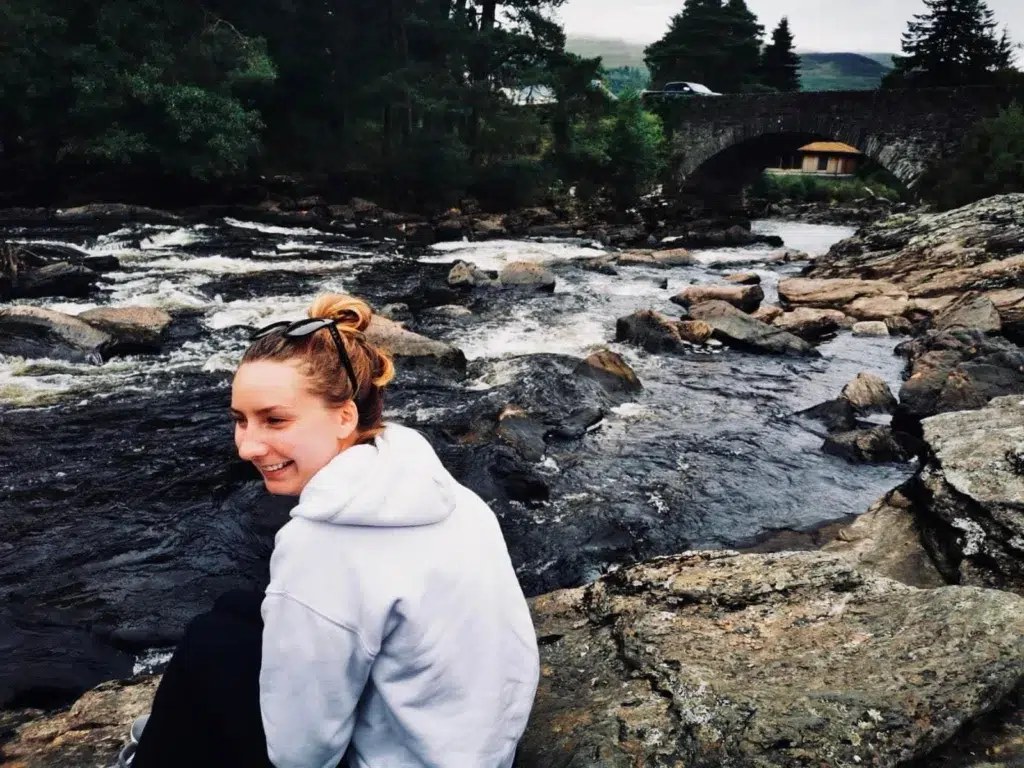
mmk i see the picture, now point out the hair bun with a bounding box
[308,294,373,334]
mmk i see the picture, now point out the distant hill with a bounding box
[566,37,896,93]
[799,53,894,91]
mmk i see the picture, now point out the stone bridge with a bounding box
[655,85,1024,206]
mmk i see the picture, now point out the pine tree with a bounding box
[883,0,1014,88]
[760,17,801,91]
[720,0,764,92]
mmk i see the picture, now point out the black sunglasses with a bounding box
[251,318,359,394]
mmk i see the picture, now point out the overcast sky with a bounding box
[556,0,1024,52]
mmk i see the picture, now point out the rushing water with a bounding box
[0,215,913,708]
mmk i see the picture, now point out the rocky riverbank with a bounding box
[3,196,1024,766]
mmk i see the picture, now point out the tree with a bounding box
[761,17,801,91]
[644,0,764,94]
[882,0,1015,88]
[605,95,666,209]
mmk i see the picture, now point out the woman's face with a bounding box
[231,360,356,496]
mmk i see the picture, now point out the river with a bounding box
[0,216,913,708]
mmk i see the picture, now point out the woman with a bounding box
[129,294,539,768]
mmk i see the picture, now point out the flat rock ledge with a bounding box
[5,552,1024,767]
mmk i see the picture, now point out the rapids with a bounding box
[0,216,913,709]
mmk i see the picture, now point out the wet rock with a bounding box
[823,489,946,589]
[778,277,907,315]
[615,310,687,354]
[677,319,714,345]
[378,302,412,322]
[470,214,507,239]
[447,259,497,288]
[0,243,33,299]
[519,550,1024,768]
[433,215,467,242]
[846,293,910,321]
[498,262,556,292]
[573,349,642,394]
[366,315,466,371]
[914,395,1024,594]
[617,248,695,268]
[575,255,619,276]
[671,283,764,313]
[798,398,858,432]
[894,330,1024,426]
[751,304,783,324]
[0,306,112,364]
[496,405,548,462]
[688,300,820,357]
[503,207,559,235]
[773,307,848,341]
[852,321,890,337]
[884,315,915,336]
[78,307,173,355]
[16,262,99,299]
[545,407,604,441]
[55,203,180,225]
[841,372,898,415]
[724,272,761,285]
[823,426,919,463]
[83,255,121,273]
[934,292,1002,334]
[420,304,472,320]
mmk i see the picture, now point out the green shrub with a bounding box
[469,158,555,211]
[747,173,904,205]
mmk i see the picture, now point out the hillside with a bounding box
[566,36,647,69]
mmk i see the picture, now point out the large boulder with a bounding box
[365,315,466,371]
[447,260,497,288]
[518,550,1024,767]
[55,203,180,225]
[933,292,1002,334]
[616,248,695,268]
[573,349,642,394]
[823,426,919,464]
[498,262,556,292]
[78,307,173,355]
[688,300,820,357]
[773,307,849,341]
[671,284,764,313]
[841,372,898,415]
[778,277,907,315]
[615,310,688,354]
[894,329,1024,427]
[10,262,99,300]
[914,395,1024,594]
[0,306,112,364]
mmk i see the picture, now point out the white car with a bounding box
[642,81,722,97]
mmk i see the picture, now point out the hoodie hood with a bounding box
[290,423,455,527]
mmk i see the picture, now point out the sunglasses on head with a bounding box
[251,318,359,394]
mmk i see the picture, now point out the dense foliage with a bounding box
[0,0,670,210]
[761,18,801,92]
[603,67,651,96]
[920,102,1024,209]
[747,174,903,205]
[883,0,1018,87]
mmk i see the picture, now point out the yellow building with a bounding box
[766,141,863,177]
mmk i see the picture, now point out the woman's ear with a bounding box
[335,399,360,441]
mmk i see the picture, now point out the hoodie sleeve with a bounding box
[260,592,376,768]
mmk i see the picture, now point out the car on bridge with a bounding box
[642,81,721,99]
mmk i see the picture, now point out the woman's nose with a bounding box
[236,429,269,461]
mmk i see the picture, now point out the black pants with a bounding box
[133,590,274,768]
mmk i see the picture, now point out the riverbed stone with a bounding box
[933,292,1002,334]
[573,349,642,393]
[724,272,761,285]
[498,261,556,292]
[0,306,112,364]
[447,259,497,288]
[365,315,466,371]
[773,307,849,341]
[845,294,910,321]
[677,319,714,345]
[78,307,173,355]
[852,321,890,337]
[751,304,784,324]
[615,310,687,353]
[15,262,99,300]
[55,203,181,224]
[841,372,898,415]
[823,426,918,463]
[778,277,907,313]
[517,550,1024,768]
[914,395,1024,594]
[671,283,764,313]
[688,300,820,357]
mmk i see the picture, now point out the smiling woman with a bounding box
[128,294,540,768]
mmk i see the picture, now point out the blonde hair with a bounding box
[242,294,396,441]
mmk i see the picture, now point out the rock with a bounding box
[447,259,497,288]
[823,426,919,463]
[55,203,180,224]
[652,248,695,267]
[16,262,99,299]
[671,284,764,313]
[420,304,472,319]
[378,303,412,322]
[498,262,556,292]
[496,405,548,462]
[83,256,121,273]
[894,330,1024,426]
[573,349,642,393]
[470,214,506,239]
[841,372,898,415]
[365,315,466,371]
[688,300,820,357]
[0,243,33,299]
[933,292,1002,334]
[884,316,915,336]
[845,294,910,321]
[544,407,604,441]
[615,310,687,354]
[773,307,848,341]
[0,306,112,364]
[676,320,714,345]
[778,277,907,313]
[798,398,858,432]
[823,490,946,589]
[0,676,159,767]
[751,304,783,324]
[990,288,1024,343]
[575,255,618,276]
[914,395,1024,594]
[519,550,1024,768]
[724,272,761,285]
[852,321,890,337]
[434,215,467,242]
[78,307,173,355]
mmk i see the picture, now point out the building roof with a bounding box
[799,141,862,155]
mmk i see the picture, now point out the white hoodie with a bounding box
[259,423,539,768]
